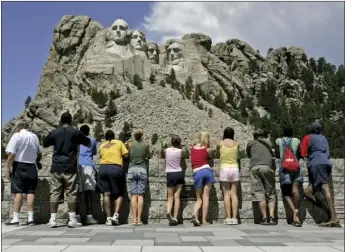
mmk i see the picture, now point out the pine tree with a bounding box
[133,74,143,89]
[104,99,117,128]
[317,57,326,75]
[25,96,32,108]
[287,58,298,79]
[214,90,226,109]
[301,68,314,90]
[149,73,156,84]
[94,122,104,142]
[309,57,317,73]
[88,112,94,124]
[185,76,193,100]
[151,133,158,145]
[79,83,85,94]
[208,108,213,118]
[159,80,166,87]
[127,87,132,94]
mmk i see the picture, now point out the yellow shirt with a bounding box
[99,140,129,166]
[220,143,239,169]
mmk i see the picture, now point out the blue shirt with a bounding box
[78,136,97,167]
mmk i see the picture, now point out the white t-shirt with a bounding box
[5,129,40,164]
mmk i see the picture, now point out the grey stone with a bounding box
[180,236,207,242]
[63,246,142,252]
[155,237,182,244]
[35,238,90,243]
[258,246,341,252]
[2,239,22,245]
[201,247,263,252]
[209,240,242,246]
[2,245,68,252]
[144,232,179,238]
[142,246,202,252]
[112,240,154,246]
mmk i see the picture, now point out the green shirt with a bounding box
[129,140,147,167]
[275,137,300,159]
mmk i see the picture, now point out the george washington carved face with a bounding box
[109,18,129,45]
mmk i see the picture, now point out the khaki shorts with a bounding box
[250,165,276,202]
[50,172,79,203]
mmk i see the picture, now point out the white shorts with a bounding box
[78,165,97,192]
[219,167,240,182]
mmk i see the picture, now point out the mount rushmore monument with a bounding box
[1,16,344,224]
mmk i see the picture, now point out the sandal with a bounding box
[319,220,342,228]
[136,221,143,226]
[293,222,302,227]
[191,216,201,227]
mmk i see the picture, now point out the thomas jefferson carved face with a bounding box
[167,42,183,65]
[147,42,159,64]
[110,19,129,44]
[131,30,146,51]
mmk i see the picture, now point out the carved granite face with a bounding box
[147,42,159,64]
[167,42,183,65]
[131,30,146,51]
[110,19,129,44]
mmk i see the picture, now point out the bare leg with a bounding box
[268,200,275,218]
[114,196,123,214]
[167,187,174,215]
[14,193,23,213]
[292,183,301,224]
[138,195,144,222]
[322,184,338,222]
[304,185,316,202]
[26,194,35,211]
[192,187,203,220]
[131,195,138,223]
[221,182,231,219]
[103,193,111,217]
[230,181,239,219]
[259,200,267,219]
[173,185,183,219]
[202,183,212,224]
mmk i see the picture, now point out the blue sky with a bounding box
[1,2,151,125]
[2,2,343,126]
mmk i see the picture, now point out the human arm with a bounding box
[207,148,215,167]
[92,139,97,156]
[76,131,91,147]
[42,132,54,148]
[300,135,310,159]
[215,142,221,159]
[5,134,18,180]
[146,144,153,159]
[181,146,189,159]
[274,139,280,159]
[246,141,251,158]
[121,142,129,159]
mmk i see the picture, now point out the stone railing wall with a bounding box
[1,158,344,225]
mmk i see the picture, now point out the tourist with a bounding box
[43,111,91,228]
[275,126,303,227]
[161,135,189,225]
[190,131,216,226]
[127,129,152,226]
[216,127,240,225]
[301,122,341,227]
[5,119,41,226]
[246,129,277,225]
[75,125,98,225]
[98,130,128,226]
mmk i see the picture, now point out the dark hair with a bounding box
[283,126,293,137]
[171,134,181,148]
[60,111,72,125]
[223,127,235,140]
[105,130,115,141]
[80,125,90,136]
[253,128,265,139]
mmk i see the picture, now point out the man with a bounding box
[43,111,91,228]
[246,129,277,225]
[275,126,303,227]
[300,121,341,227]
[5,119,41,226]
[76,125,98,225]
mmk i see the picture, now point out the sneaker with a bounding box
[27,221,35,226]
[47,219,57,228]
[166,213,174,225]
[112,213,119,225]
[68,220,82,228]
[85,216,98,225]
[171,217,178,226]
[192,218,201,227]
[75,215,81,223]
[224,218,232,225]
[5,220,19,226]
[105,218,113,226]
[231,218,238,225]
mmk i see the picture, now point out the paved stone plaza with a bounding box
[1,222,344,252]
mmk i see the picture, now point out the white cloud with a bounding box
[141,2,344,66]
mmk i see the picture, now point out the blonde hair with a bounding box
[199,131,210,148]
[133,129,144,141]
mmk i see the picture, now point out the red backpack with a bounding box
[282,139,300,172]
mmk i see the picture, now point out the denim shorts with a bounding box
[193,168,215,189]
[128,166,148,195]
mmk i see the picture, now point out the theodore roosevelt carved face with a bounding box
[147,42,159,64]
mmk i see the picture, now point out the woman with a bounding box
[190,131,216,226]
[216,127,240,225]
[127,130,152,226]
[161,135,189,225]
[98,130,129,226]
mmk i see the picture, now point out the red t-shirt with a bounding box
[191,146,209,169]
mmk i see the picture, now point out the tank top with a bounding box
[129,140,147,167]
[191,146,209,169]
[165,147,182,173]
[219,142,239,169]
